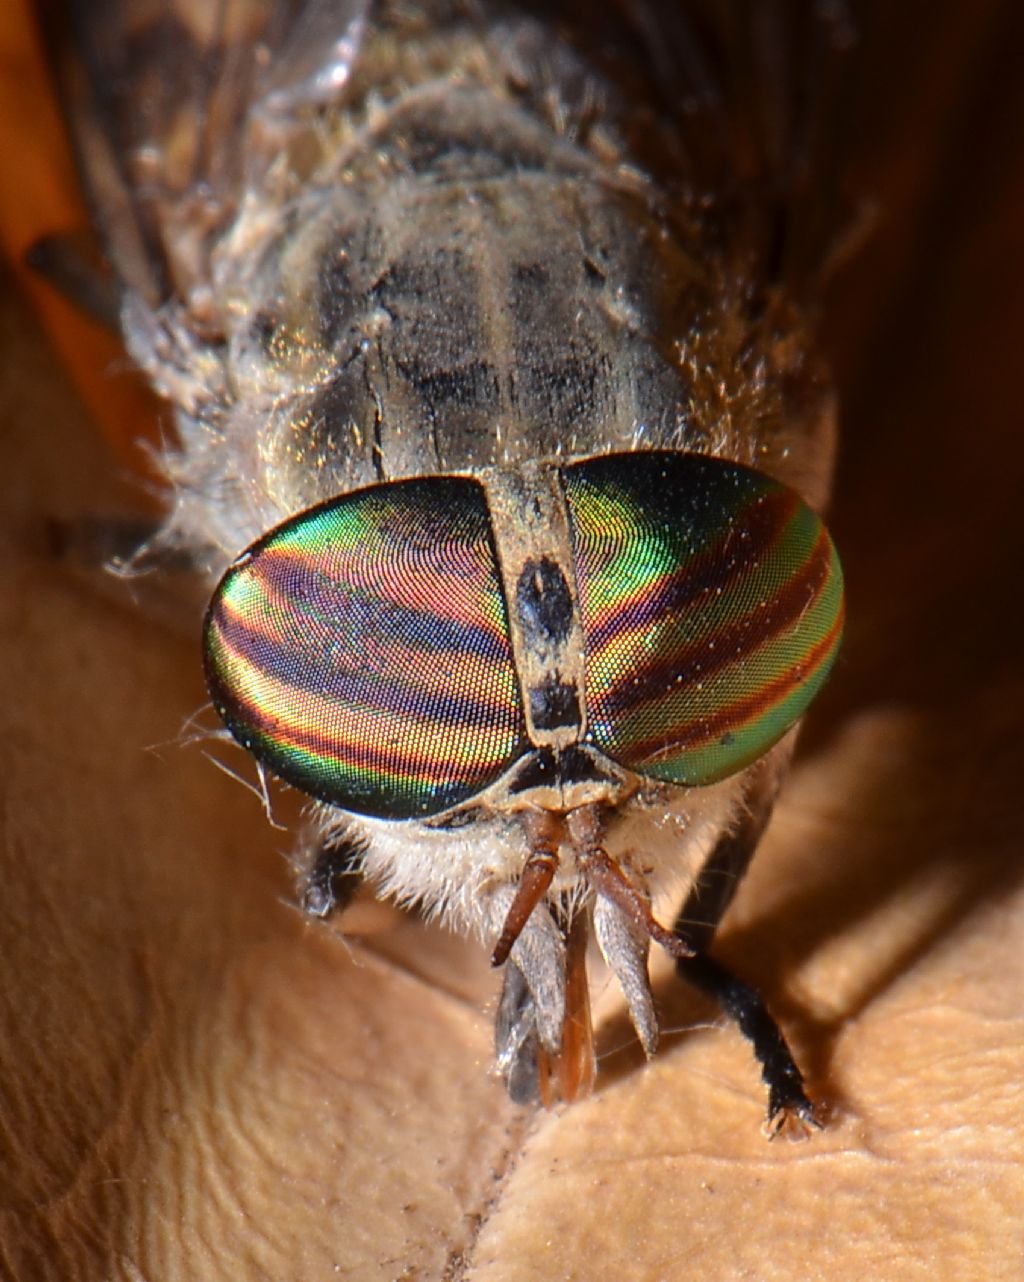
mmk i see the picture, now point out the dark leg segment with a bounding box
[45,514,180,573]
[673,764,779,952]
[26,230,122,330]
[301,830,366,919]
[674,951,817,1130]
[491,846,559,966]
[672,762,817,1128]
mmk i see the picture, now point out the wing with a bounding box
[36,0,371,308]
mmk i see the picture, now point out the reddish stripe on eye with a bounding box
[562,452,844,787]
[204,475,527,819]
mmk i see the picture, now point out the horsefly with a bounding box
[41,0,848,1123]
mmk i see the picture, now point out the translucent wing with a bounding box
[36,0,371,307]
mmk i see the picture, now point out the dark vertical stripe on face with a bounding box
[527,679,582,731]
[514,557,574,647]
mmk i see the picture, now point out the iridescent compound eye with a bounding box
[561,452,844,786]
[203,476,527,819]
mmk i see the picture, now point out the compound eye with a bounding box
[203,476,526,819]
[561,452,844,786]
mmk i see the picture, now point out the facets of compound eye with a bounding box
[560,451,844,786]
[203,476,528,819]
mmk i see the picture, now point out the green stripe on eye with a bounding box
[561,452,844,786]
[203,476,526,819]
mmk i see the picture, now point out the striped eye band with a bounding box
[203,476,527,819]
[561,452,844,786]
[204,452,843,817]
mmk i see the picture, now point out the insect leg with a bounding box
[38,512,208,637]
[45,514,167,570]
[673,769,778,952]
[26,230,121,330]
[672,778,818,1131]
[301,829,366,920]
[674,951,817,1132]
[490,846,559,966]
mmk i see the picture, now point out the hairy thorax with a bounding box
[137,13,834,566]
